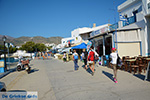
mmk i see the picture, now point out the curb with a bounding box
[0,68,16,79]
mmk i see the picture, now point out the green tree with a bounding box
[20,41,35,53]
[19,42,47,52]
[47,46,52,50]
[35,43,46,52]
[9,46,17,53]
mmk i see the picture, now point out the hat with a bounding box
[112,48,116,51]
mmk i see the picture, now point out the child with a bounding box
[63,52,67,62]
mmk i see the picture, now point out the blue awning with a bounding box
[71,43,87,49]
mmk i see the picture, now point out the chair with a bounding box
[124,57,131,71]
[120,57,126,70]
[130,58,140,74]
[142,58,149,73]
[138,58,145,73]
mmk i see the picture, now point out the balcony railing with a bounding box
[123,16,136,27]
[109,23,118,31]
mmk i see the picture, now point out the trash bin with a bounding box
[0,60,4,73]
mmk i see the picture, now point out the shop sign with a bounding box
[87,41,92,51]
[90,26,109,37]
[0,60,4,67]
[67,39,75,43]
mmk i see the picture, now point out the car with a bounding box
[0,82,6,92]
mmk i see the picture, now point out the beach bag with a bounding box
[74,55,78,60]
[82,52,85,59]
[95,55,99,61]
[117,54,122,67]
[88,61,93,64]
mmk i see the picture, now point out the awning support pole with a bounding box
[103,36,105,56]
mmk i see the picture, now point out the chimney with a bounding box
[93,23,96,28]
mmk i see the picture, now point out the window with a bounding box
[148,3,150,9]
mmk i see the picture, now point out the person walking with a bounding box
[110,48,118,83]
[82,49,88,70]
[93,50,99,65]
[88,46,95,76]
[72,50,79,70]
[63,52,67,62]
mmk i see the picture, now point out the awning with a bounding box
[88,27,141,40]
[71,43,87,49]
[61,47,72,53]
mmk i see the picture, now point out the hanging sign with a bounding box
[90,26,109,37]
[0,60,4,68]
[87,41,92,51]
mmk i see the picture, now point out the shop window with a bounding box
[148,3,150,9]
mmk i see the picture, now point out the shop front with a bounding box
[89,25,113,66]
[89,26,142,66]
[115,28,142,57]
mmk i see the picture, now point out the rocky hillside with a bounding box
[0,35,63,46]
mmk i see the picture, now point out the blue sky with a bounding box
[0,0,126,38]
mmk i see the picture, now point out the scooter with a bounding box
[17,58,31,73]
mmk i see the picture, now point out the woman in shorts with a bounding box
[110,48,118,83]
[88,46,95,76]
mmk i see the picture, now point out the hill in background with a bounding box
[0,35,63,46]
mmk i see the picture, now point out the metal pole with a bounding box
[103,36,105,55]
[115,25,118,53]
[8,43,10,70]
[4,41,7,71]
[112,32,115,48]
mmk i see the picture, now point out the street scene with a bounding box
[1,58,150,100]
[0,0,150,100]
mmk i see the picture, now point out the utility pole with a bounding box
[109,1,118,51]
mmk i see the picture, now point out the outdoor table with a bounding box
[145,58,150,65]
[124,59,136,72]
[146,58,150,62]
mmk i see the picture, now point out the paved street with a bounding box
[1,58,150,100]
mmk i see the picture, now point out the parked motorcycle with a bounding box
[17,58,31,73]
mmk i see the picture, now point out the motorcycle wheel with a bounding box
[17,65,22,71]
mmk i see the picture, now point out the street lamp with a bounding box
[2,35,7,71]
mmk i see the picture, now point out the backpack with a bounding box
[82,52,85,59]
[117,54,122,67]
[88,50,95,61]
[74,54,78,60]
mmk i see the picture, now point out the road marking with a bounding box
[7,71,26,90]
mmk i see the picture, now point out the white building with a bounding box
[117,0,150,56]
[61,37,76,47]
[45,43,55,47]
[61,27,92,47]
[71,27,92,42]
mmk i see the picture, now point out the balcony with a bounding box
[122,16,136,27]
